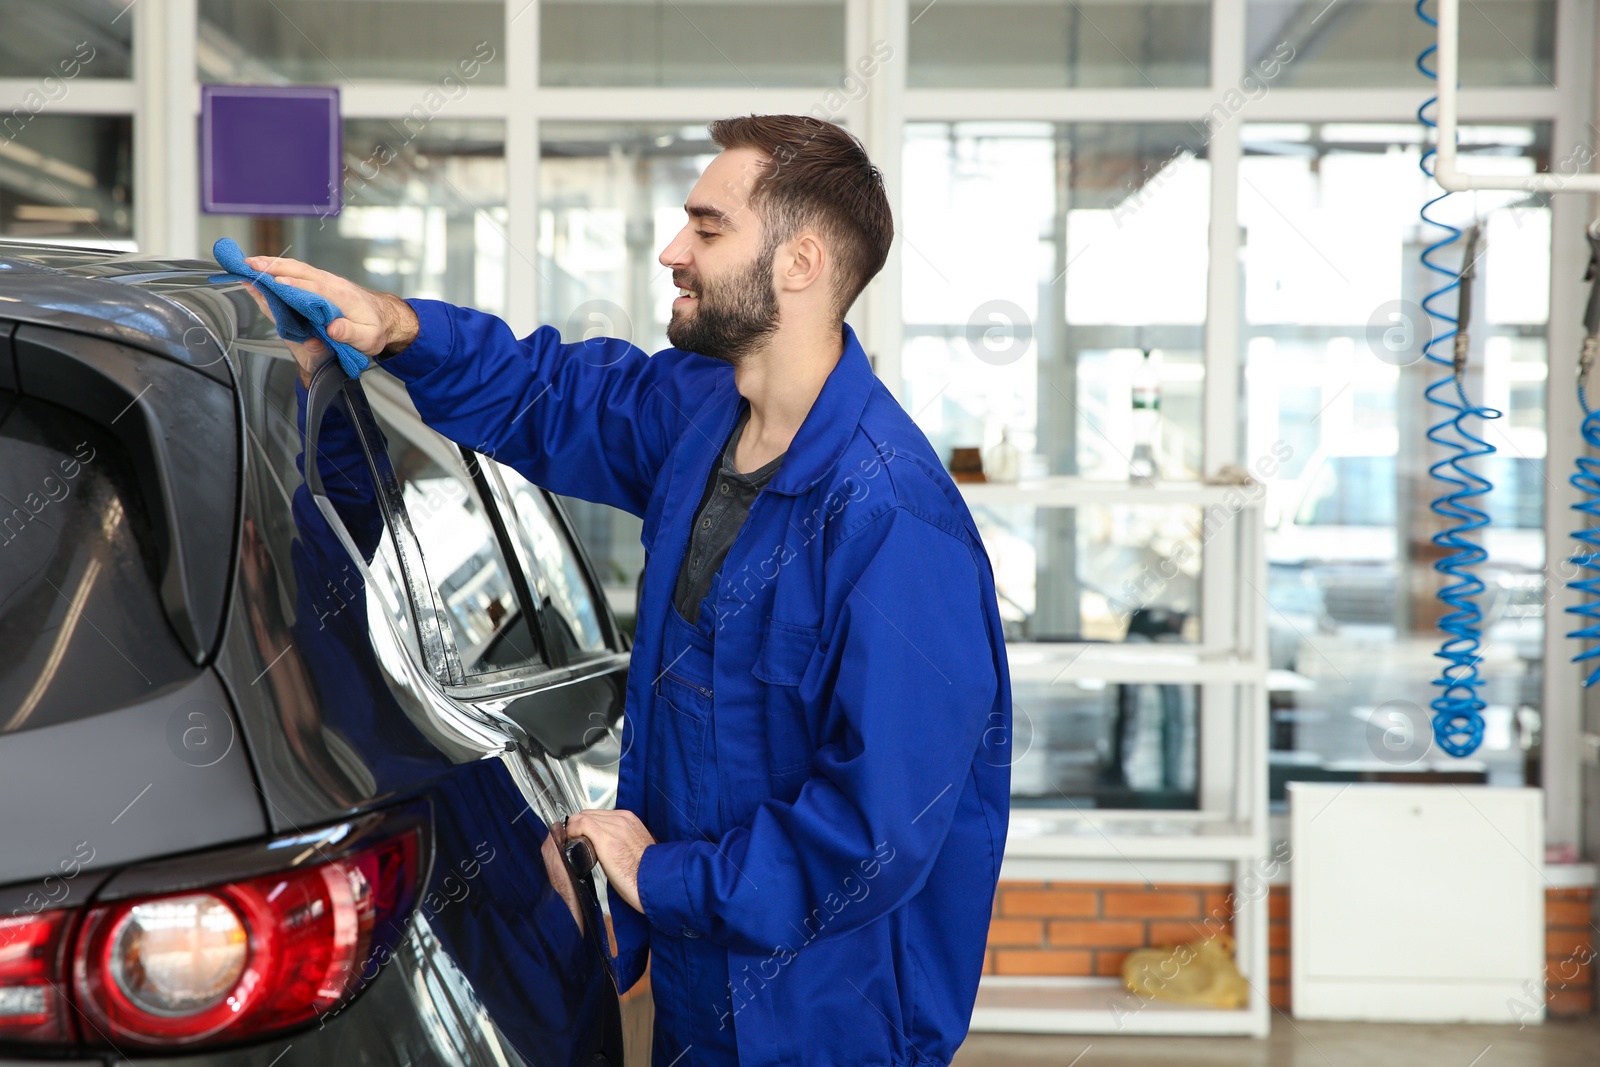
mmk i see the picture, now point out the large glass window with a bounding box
[198,0,505,85]
[540,0,846,87]
[902,122,1209,486]
[1242,122,1550,801]
[972,502,1206,644]
[905,122,1211,809]
[1246,0,1554,88]
[537,122,721,624]
[539,123,716,355]
[1009,675,1200,810]
[200,119,507,315]
[0,114,132,244]
[0,0,130,79]
[908,0,1211,88]
[994,502,1205,810]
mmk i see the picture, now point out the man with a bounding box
[245,115,1011,1067]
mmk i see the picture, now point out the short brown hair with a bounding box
[708,114,893,319]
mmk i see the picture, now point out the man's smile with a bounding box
[672,273,701,311]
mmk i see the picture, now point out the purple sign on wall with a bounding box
[201,85,341,216]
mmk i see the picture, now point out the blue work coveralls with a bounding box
[382,301,1013,1067]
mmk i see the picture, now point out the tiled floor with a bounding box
[622,977,1599,1065]
[952,1018,1600,1066]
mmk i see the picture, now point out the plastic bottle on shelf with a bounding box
[1129,348,1161,485]
[985,426,1022,483]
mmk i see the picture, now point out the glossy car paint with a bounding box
[0,243,629,1066]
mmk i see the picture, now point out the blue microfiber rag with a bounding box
[208,237,371,378]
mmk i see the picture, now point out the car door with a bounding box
[298,361,627,1061]
[352,370,631,800]
[480,459,629,809]
[300,362,628,752]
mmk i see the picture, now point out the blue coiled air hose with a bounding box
[1417,0,1498,757]
[1563,226,1600,685]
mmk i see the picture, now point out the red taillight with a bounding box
[70,827,419,1048]
[0,909,74,1043]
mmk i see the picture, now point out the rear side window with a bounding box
[368,409,545,679]
[0,391,199,733]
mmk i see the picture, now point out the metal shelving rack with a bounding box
[959,477,1272,1037]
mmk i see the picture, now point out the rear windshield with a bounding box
[0,391,199,735]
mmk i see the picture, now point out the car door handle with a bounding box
[560,835,617,980]
[563,837,596,882]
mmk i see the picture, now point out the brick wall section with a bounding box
[1545,888,1595,1017]
[986,881,1594,1017]
[1268,886,1289,1010]
[986,882,1235,984]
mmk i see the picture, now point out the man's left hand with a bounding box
[564,809,657,913]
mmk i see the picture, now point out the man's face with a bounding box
[658,148,780,365]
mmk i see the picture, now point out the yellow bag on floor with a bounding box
[1122,933,1250,1009]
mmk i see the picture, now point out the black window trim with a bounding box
[459,443,569,670]
[479,458,627,659]
[304,362,464,686]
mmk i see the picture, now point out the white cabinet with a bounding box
[1289,782,1544,1022]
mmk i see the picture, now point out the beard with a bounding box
[667,245,780,366]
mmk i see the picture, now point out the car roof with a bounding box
[0,240,257,388]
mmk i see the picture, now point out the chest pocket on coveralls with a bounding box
[752,617,822,798]
[651,611,716,836]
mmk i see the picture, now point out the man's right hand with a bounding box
[238,282,328,388]
[242,253,420,360]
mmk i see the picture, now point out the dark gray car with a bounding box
[0,243,634,1065]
